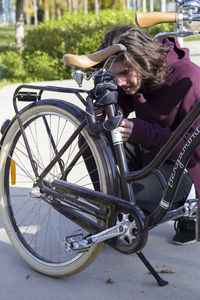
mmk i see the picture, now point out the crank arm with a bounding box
[64,223,127,252]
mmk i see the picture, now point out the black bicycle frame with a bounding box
[12,84,200,233]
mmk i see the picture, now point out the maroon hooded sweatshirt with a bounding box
[118,37,200,196]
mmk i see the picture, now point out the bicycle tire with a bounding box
[0,99,117,277]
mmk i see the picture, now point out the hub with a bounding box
[30,186,42,198]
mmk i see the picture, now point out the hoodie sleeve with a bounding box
[117,90,135,118]
[127,79,200,166]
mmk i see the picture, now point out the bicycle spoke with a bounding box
[1,104,109,275]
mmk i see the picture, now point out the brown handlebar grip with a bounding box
[136,12,178,28]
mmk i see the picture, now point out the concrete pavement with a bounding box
[0,40,200,300]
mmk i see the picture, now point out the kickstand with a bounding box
[137,251,168,286]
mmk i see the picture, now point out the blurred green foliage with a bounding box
[0,9,175,83]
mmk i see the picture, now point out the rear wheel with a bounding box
[0,101,115,277]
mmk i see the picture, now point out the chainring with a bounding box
[107,205,148,254]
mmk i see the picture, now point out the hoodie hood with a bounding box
[138,37,191,94]
[159,37,190,67]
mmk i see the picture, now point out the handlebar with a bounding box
[136,10,200,40]
[136,11,200,28]
[136,12,178,28]
[136,0,200,39]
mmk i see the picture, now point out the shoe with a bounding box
[173,218,197,245]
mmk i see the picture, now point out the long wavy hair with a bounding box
[99,26,170,86]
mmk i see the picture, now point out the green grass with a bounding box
[0,24,33,88]
[0,24,33,46]
[0,25,16,46]
[184,34,200,41]
[0,78,13,88]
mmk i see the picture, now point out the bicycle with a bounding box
[0,0,200,287]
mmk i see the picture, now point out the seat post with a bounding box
[106,104,136,204]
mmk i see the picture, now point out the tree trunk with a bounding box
[33,0,38,25]
[73,0,79,13]
[50,0,56,20]
[68,0,72,13]
[55,0,62,19]
[84,0,88,13]
[60,0,67,15]
[44,0,50,21]
[95,0,99,14]
[123,0,126,10]
[25,0,30,24]
[16,0,24,49]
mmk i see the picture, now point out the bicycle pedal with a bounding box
[63,234,91,253]
[63,224,127,253]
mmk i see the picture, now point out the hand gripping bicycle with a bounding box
[0,0,200,287]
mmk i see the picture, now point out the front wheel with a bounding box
[0,100,117,277]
